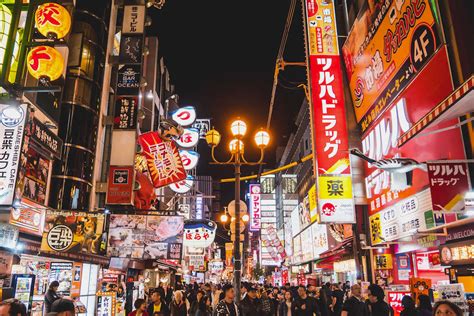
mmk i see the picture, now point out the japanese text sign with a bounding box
[179,150,200,171]
[176,128,200,148]
[0,104,27,205]
[114,96,138,130]
[343,0,441,131]
[249,184,261,231]
[138,132,186,188]
[306,0,339,56]
[122,5,145,34]
[318,175,355,223]
[183,220,217,248]
[427,162,470,213]
[169,175,194,194]
[171,106,197,127]
[31,118,63,159]
[387,291,410,316]
[375,254,393,269]
[106,166,134,205]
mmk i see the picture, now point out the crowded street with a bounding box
[0,0,473,315]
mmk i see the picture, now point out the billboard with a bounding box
[138,132,186,188]
[106,166,134,205]
[41,211,106,255]
[304,0,354,224]
[362,48,464,217]
[249,184,261,231]
[342,0,441,130]
[0,104,28,205]
[183,220,217,248]
[108,214,184,260]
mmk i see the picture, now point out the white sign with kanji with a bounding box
[179,150,200,170]
[176,128,200,148]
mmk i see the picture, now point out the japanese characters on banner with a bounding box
[362,48,464,222]
[409,277,431,304]
[188,255,206,272]
[369,189,432,245]
[311,222,330,258]
[304,0,354,224]
[108,215,184,260]
[209,260,224,274]
[387,291,410,316]
[440,239,474,266]
[179,150,200,171]
[249,184,261,231]
[0,104,28,205]
[9,200,46,236]
[106,166,134,205]
[183,220,216,248]
[342,0,441,131]
[138,132,186,188]
[192,119,211,139]
[427,162,470,218]
[375,254,393,269]
[169,175,194,194]
[97,292,117,316]
[122,5,145,34]
[114,96,138,130]
[308,184,318,223]
[40,211,106,255]
[435,284,469,314]
[176,128,200,148]
[31,118,63,159]
[170,106,197,127]
[260,176,281,266]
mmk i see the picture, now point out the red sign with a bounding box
[106,166,134,205]
[309,55,350,175]
[427,162,470,222]
[249,184,261,231]
[363,47,465,215]
[138,132,186,188]
[387,291,410,316]
[9,199,45,236]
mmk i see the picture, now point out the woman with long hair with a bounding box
[278,291,293,316]
[432,301,463,316]
[400,296,417,316]
[128,299,149,316]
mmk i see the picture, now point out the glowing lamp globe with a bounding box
[231,119,247,138]
[35,3,72,39]
[229,139,244,154]
[205,128,221,147]
[255,129,270,148]
[27,46,64,82]
[242,213,250,222]
[220,214,229,223]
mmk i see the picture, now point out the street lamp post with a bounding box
[206,119,270,304]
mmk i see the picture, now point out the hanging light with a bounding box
[254,129,270,148]
[26,46,64,82]
[230,119,247,138]
[35,3,71,39]
[205,128,221,147]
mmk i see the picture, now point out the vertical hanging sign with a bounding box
[304,0,354,223]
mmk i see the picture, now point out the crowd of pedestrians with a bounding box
[126,281,464,316]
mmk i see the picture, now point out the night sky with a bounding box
[148,0,307,185]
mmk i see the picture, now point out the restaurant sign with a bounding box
[440,239,474,266]
[343,0,441,130]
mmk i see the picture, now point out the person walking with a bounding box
[215,284,239,316]
[292,285,320,316]
[400,296,417,316]
[316,288,330,316]
[129,299,150,316]
[241,287,261,316]
[170,291,187,316]
[341,284,366,316]
[212,285,223,310]
[189,290,208,316]
[148,291,170,316]
[44,281,61,314]
[365,285,391,316]
[259,290,275,316]
[432,301,463,316]
[330,284,344,316]
[416,295,432,316]
[278,291,293,316]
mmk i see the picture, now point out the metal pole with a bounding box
[233,147,242,304]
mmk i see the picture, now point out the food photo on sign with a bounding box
[40,211,106,255]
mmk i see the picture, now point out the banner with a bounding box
[108,214,184,260]
[308,184,318,223]
[343,0,441,130]
[427,162,470,222]
[41,211,106,255]
[106,166,134,205]
[31,118,63,159]
[304,0,354,224]
[375,254,393,269]
[249,184,261,231]
[0,103,28,205]
[409,277,431,304]
[114,96,138,130]
[188,255,205,272]
[363,48,463,217]
[9,200,46,236]
[387,291,410,316]
[138,132,186,188]
[318,175,355,223]
[183,220,216,248]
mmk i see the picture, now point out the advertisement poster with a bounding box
[114,96,138,130]
[108,215,184,260]
[300,227,314,262]
[311,222,330,258]
[41,211,106,255]
[436,284,469,314]
[409,277,431,304]
[9,200,46,236]
[249,184,261,231]
[343,0,441,130]
[363,48,463,217]
[387,291,411,316]
[49,262,73,296]
[97,292,117,316]
[427,162,470,223]
[0,103,28,205]
[138,132,186,188]
[308,184,318,223]
[106,166,134,205]
[21,148,49,205]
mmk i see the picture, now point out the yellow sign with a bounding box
[305,0,339,56]
[369,213,383,245]
[27,45,64,81]
[308,184,318,223]
[375,254,393,269]
[318,175,352,199]
[35,3,72,39]
[342,0,440,130]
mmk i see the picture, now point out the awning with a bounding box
[398,75,474,147]
[315,237,353,264]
